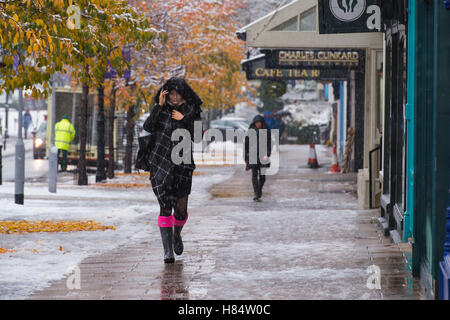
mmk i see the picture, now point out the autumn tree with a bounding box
[171,0,248,116]
[53,0,160,184]
[1,0,162,184]
[129,0,249,122]
[0,0,74,98]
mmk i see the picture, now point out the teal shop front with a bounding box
[412,0,450,299]
[404,0,416,243]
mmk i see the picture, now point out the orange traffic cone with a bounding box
[307,142,319,168]
[330,146,341,173]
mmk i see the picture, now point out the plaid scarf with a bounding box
[144,103,196,208]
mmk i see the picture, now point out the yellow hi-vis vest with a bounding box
[55,119,76,151]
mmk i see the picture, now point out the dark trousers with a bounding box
[251,167,266,196]
[58,149,68,171]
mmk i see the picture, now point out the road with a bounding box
[1,143,48,183]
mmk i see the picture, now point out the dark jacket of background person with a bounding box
[244,114,272,169]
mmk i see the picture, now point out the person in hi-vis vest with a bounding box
[55,115,76,172]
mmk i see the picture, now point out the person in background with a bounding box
[264,110,274,130]
[272,114,286,143]
[55,115,76,172]
[244,114,271,201]
[22,109,32,139]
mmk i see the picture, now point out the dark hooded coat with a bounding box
[142,78,203,208]
[244,114,272,169]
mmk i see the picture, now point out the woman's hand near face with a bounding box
[159,90,169,106]
[172,110,184,120]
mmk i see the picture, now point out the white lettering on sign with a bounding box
[366,5,381,31]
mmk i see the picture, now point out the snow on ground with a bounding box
[200,140,245,165]
[0,167,233,299]
[283,102,332,126]
[280,89,319,102]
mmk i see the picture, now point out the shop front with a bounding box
[241,48,366,173]
[237,0,383,208]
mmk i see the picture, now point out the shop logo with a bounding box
[330,0,366,22]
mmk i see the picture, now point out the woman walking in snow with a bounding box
[143,77,203,263]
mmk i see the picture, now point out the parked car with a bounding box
[209,119,249,143]
[219,117,250,130]
[32,122,46,159]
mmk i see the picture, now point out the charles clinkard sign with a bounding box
[271,49,361,68]
[318,0,381,34]
[242,49,365,81]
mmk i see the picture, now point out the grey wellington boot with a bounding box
[173,225,184,256]
[159,227,175,263]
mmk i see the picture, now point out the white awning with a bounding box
[238,0,382,49]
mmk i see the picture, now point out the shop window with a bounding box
[300,6,316,31]
[271,15,298,31]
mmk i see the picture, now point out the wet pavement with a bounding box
[28,144,424,300]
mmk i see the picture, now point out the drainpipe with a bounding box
[339,82,345,161]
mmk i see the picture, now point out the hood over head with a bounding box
[155,78,203,107]
[249,114,268,129]
[154,77,203,120]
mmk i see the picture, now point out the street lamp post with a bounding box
[48,74,58,193]
[14,88,25,204]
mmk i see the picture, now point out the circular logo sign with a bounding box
[330,0,366,22]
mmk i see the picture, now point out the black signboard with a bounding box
[263,49,364,70]
[241,53,364,81]
[318,0,381,34]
